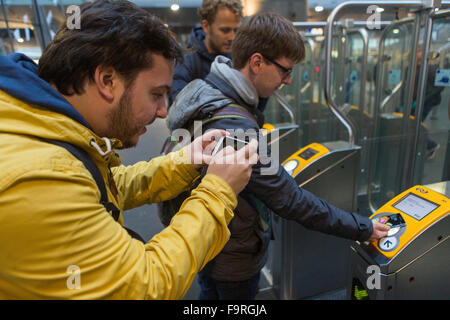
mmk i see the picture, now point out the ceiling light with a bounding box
[315,6,324,13]
[310,28,323,35]
[170,3,180,11]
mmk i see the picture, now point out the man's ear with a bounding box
[93,65,118,103]
[248,53,264,75]
[201,19,210,35]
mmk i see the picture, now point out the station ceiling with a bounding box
[130,0,369,10]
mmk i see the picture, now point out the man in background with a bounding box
[169,0,242,104]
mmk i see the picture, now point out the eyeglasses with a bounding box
[262,55,293,79]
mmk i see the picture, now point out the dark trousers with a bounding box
[197,271,261,300]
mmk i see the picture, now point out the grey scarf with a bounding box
[167,56,258,131]
[210,55,259,107]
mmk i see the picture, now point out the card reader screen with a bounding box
[393,193,439,221]
[298,148,319,161]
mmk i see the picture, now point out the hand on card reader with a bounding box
[371,213,407,252]
[373,213,406,237]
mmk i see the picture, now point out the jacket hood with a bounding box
[187,27,205,49]
[0,53,121,164]
[0,53,90,129]
[166,79,232,131]
[209,56,258,107]
[167,56,258,131]
[187,27,213,63]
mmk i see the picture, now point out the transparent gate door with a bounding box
[411,10,450,186]
[368,16,422,212]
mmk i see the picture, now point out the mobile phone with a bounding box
[211,136,249,157]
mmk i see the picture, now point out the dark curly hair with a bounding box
[38,0,183,95]
[198,0,243,24]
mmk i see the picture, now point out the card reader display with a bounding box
[298,148,319,161]
[282,143,330,177]
[393,193,439,221]
[369,185,448,259]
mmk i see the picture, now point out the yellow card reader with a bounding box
[370,185,449,259]
[282,143,330,177]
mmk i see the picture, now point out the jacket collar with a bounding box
[0,53,91,129]
[204,73,265,127]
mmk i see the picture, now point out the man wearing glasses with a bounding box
[166,12,389,300]
[263,55,293,80]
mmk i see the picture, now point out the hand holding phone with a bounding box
[207,137,258,195]
[186,129,229,170]
[211,136,249,158]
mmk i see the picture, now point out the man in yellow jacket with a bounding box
[0,0,258,299]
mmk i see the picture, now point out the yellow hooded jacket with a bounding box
[0,55,236,299]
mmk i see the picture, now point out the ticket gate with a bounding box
[347,182,449,300]
[369,113,427,210]
[262,92,300,162]
[262,122,299,164]
[271,140,361,299]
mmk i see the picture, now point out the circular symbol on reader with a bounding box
[379,236,398,252]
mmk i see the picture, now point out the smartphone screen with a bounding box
[212,136,249,157]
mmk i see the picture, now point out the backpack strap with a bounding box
[183,103,260,144]
[40,138,120,221]
[40,138,146,243]
[202,103,259,127]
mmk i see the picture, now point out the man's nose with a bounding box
[229,30,236,41]
[157,100,168,119]
[282,74,292,85]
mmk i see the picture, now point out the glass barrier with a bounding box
[413,11,450,185]
[0,0,75,61]
[368,17,419,211]
[37,0,66,40]
[0,6,14,55]
[1,0,41,60]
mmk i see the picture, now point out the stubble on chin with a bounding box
[105,90,142,149]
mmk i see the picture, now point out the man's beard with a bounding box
[106,85,143,149]
[207,33,227,55]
